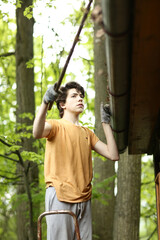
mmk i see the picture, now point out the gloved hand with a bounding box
[43,83,58,104]
[100,102,111,123]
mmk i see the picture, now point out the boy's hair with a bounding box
[56,81,85,118]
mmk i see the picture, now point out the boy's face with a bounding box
[62,88,84,115]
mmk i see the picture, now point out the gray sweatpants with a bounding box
[45,187,92,240]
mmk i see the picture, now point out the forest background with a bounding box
[0,0,157,239]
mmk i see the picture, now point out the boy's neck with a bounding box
[62,112,80,126]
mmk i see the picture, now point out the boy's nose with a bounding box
[78,96,83,101]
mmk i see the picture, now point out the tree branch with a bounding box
[146,227,157,240]
[0,181,23,186]
[79,56,94,62]
[0,138,24,166]
[16,150,25,169]
[0,174,22,180]
[0,138,12,147]
[0,51,15,57]
[141,180,154,186]
[0,154,19,163]
[0,170,17,175]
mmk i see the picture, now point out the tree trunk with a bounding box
[92,0,115,239]
[16,1,39,239]
[113,150,141,240]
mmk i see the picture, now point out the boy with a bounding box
[33,81,119,240]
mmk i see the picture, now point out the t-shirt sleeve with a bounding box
[45,119,58,140]
[88,129,99,149]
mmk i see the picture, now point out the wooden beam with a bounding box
[129,0,160,154]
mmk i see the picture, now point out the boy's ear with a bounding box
[60,102,66,109]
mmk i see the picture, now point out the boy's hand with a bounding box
[43,83,58,105]
[100,103,111,123]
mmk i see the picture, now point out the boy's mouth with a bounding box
[77,104,84,108]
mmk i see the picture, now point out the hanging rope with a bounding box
[48,0,93,110]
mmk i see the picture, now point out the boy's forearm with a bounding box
[33,102,48,139]
[102,122,119,161]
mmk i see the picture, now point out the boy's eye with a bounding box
[70,93,84,98]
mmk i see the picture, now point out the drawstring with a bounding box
[78,202,84,219]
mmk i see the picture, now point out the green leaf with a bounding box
[9,145,22,152]
[26,58,34,69]
[18,112,34,120]
[23,5,33,20]
[16,0,22,9]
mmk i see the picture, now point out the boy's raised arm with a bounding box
[33,84,58,139]
[33,102,51,139]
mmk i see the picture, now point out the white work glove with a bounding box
[43,83,58,105]
[100,103,111,124]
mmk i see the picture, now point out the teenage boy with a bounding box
[33,81,119,240]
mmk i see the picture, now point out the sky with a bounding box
[1,0,93,84]
[33,1,88,65]
[34,0,94,89]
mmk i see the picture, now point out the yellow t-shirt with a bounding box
[44,118,99,203]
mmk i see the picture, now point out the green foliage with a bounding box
[0,188,17,239]
[0,11,16,143]
[140,155,158,239]
[21,151,43,164]
[92,173,116,205]
[26,58,34,69]
[23,5,33,19]
[16,0,22,9]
